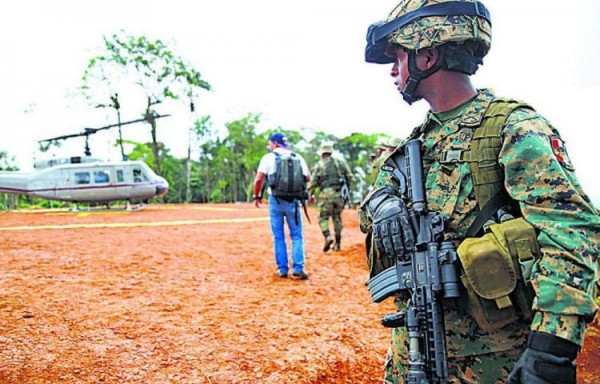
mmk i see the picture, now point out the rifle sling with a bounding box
[301,200,311,224]
[465,188,510,238]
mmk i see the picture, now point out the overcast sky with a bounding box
[1,0,599,205]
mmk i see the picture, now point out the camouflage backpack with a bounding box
[269,152,307,202]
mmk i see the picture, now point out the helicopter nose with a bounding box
[156,179,169,196]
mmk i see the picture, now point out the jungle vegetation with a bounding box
[0,31,392,210]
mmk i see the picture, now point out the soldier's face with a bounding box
[390,47,409,94]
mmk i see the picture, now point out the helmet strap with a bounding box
[401,44,484,104]
[402,48,446,105]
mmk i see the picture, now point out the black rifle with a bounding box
[367,139,460,384]
[339,176,350,204]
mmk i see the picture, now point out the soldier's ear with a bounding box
[421,48,441,70]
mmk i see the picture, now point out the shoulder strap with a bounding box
[464,98,533,211]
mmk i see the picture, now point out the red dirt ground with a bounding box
[0,203,597,384]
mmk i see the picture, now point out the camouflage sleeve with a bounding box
[307,163,321,195]
[499,109,599,346]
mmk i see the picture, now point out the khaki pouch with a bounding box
[458,218,539,332]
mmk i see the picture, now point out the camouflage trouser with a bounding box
[383,336,521,384]
[383,298,528,384]
[317,188,344,236]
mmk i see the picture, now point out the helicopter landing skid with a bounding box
[69,201,147,213]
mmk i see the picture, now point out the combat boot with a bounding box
[323,230,334,252]
[333,233,341,251]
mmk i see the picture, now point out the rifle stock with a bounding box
[339,176,350,205]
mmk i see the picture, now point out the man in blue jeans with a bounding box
[253,132,312,279]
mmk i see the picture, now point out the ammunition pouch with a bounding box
[457,217,539,332]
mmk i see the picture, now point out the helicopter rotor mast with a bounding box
[38,114,170,157]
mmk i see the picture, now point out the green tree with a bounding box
[82,30,211,174]
[188,115,212,203]
[218,114,263,202]
[125,139,183,203]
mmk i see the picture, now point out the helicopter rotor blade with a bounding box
[38,114,171,143]
[81,114,170,135]
[39,132,91,143]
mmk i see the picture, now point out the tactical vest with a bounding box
[436,98,533,213]
[438,98,538,331]
[365,98,534,284]
[321,157,345,189]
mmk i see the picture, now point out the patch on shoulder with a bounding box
[550,135,574,170]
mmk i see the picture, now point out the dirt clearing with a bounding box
[0,204,597,383]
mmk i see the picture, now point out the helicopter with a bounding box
[0,116,169,210]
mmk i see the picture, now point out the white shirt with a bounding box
[257,147,310,195]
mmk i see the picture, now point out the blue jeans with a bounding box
[268,195,306,274]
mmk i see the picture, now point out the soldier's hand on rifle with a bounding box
[508,331,577,384]
[366,187,415,258]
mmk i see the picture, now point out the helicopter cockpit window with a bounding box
[94,170,110,184]
[133,167,143,183]
[74,172,91,185]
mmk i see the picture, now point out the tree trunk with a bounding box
[146,101,161,175]
[185,143,191,203]
[204,164,211,203]
[232,162,238,202]
[150,121,160,175]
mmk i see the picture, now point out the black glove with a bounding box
[508,331,578,384]
[367,187,415,259]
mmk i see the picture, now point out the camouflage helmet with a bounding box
[377,136,399,148]
[319,142,334,155]
[389,0,491,54]
[376,137,390,149]
[387,137,403,149]
[365,0,491,64]
[365,0,491,104]
[377,136,402,150]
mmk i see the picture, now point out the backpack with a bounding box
[268,151,307,201]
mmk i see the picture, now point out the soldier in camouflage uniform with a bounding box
[369,137,403,186]
[308,143,353,252]
[360,1,599,383]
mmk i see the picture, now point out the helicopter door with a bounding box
[67,169,92,201]
[113,167,131,200]
[90,169,114,201]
